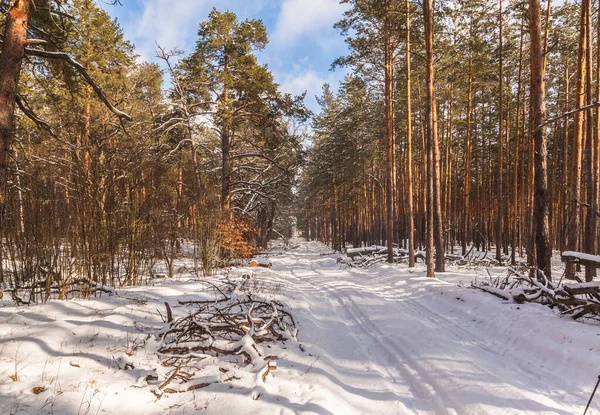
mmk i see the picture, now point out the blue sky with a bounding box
[97,0,350,113]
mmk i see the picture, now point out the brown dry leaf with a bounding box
[32,386,46,395]
[261,364,276,382]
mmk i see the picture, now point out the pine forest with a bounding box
[2,1,600,414]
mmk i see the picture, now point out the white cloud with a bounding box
[272,0,347,48]
[123,0,209,61]
[275,66,348,113]
[99,0,348,114]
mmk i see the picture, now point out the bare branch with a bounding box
[536,101,600,131]
[230,153,288,171]
[15,95,56,137]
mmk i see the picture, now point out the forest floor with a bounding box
[1,239,600,414]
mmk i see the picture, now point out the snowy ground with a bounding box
[1,239,600,414]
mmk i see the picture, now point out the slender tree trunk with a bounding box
[424,0,442,276]
[584,1,596,281]
[405,0,415,267]
[221,129,231,212]
[566,0,589,279]
[385,0,395,263]
[444,80,454,253]
[529,0,552,280]
[561,60,570,251]
[463,56,473,257]
[221,55,232,213]
[496,0,504,264]
[0,0,30,282]
[430,5,444,273]
[332,179,339,251]
[542,0,551,71]
[595,4,600,259]
[512,18,524,265]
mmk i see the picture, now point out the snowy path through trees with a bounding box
[265,239,598,414]
[1,239,599,415]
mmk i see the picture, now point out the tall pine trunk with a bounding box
[496,0,504,264]
[529,0,552,280]
[424,0,443,276]
[406,0,415,267]
[566,0,589,279]
[584,1,596,281]
[0,0,30,282]
[511,18,524,265]
[462,56,473,257]
[385,0,395,263]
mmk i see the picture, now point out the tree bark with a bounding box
[405,0,415,268]
[385,0,395,263]
[566,0,589,279]
[221,56,232,213]
[496,0,504,264]
[529,0,552,280]
[511,18,524,265]
[584,0,596,281]
[424,0,442,276]
[0,0,30,282]
[427,0,445,273]
[462,56,473,257]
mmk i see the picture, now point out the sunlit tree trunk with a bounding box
[496,0,504,264]
[462,56,473,257]
[584,1,597,281]
[511,18,524,265]
[384,0,395,263]
[424,0,443,275]
[406,0,415,267]
[566,0,589,279]
[529,0,552,280]
[0,0,30,282]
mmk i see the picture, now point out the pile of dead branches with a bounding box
[154,273,297,395]
[341,248,426,268]
[473,268,600,320]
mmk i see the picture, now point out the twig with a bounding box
[304,356,319,374]
[164,302,173,323]
[159,367,180,391]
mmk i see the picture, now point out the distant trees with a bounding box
[333,0,405,263]
[301,0,600,279]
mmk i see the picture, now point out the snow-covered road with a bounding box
[261,239,600,414]
[1,238,600,414]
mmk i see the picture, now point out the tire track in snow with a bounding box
[332,290,461,415]
[300,260,459,415]
[281,246,577,414]
[376,285,581,407]
[276,249,423,414]
[348,288,575,413]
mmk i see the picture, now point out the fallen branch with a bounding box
[473,267,600,320]
[155,275,296,394]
